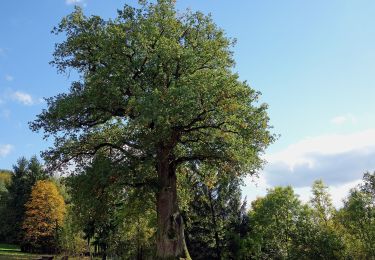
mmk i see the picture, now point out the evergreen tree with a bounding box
[181,165,248,260]
[3,157,47,243]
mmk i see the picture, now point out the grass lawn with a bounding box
[0,244,102,259]
[0,244,43,259]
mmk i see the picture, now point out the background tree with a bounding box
[241,185,345,260]
[244,186,302,259]
[30,0,274,257]
[292,204,344,259]
[360,171,375,205]
[0,170,12,208]
[0,171,10,211]
[110,189,156,259]
[0,170,12,241]
[22,180,66,253]
[180,164,248,260]
[2,156,47,243]
[310,179,334,226]
[66,154,157,259]
[58,206,87,257]
[66,155,121,259]
[298,179,345,259]
[0,170,11,187]
[336,172,375,258]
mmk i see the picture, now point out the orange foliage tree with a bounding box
[22,180,66,253]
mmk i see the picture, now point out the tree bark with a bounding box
[207,188,221,260]
[155,148,190,259]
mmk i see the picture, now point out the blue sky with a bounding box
[1,0,375,207]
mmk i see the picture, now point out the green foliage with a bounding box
[58,206,87,256]
[292,179,346,260]
[18,1,374,258]
[242,185,345,260]
[245,186,302,259]
[0,170,12,239]
[66,155,122,258]
[108,190,156,259]
[310,179,335,225]
[181,164,248,260]
[0,170,12,186]
[31,0,274,177]
[66,154,156,259]
[335,172,375,259]
[31,0,274,257]
[291,206,345,260]
[0,157,47,244]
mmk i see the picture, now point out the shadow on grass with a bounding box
[0,244,43,259]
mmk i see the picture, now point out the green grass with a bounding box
[0,244,42,259]
[0,243,21,251]
[0,244,101,259]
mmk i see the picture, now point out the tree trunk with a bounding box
[155,149,190,259]
[88,238,92,260]
[207,188,221,260]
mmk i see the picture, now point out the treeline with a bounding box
[0,157,65,253]
[0,155,374,259]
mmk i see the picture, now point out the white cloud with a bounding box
[242,174,269,206]
[242,167,361,209]
[331,116,347,125]
[242,129,375,208]
[0,144,13,158]
[331,114,356,125]
[242,177,359,209]
[292,179,360,208]
[5,75,14,82]
[65,0,83,5]
[328,180,361,208]
[11,91,34,105]
[266,129,375,171]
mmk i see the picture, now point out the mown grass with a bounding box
[0,244,101,259]
[0,243,21,251]
[0,244,43,259]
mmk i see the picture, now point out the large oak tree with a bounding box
[31,0,274,258]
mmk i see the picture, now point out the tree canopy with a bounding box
[0,157,47,243]
[22,180,66,253]
[30,0,274,257]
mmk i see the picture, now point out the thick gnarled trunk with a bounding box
[155,149,189,259]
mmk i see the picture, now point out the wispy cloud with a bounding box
[0,109,11,119]
[65,0,84,5]
[5,75,14,82]
[11,91,34,105]
[0,144,13,158]
[331,113,356,125]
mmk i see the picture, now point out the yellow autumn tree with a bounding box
[22,180,66,253]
